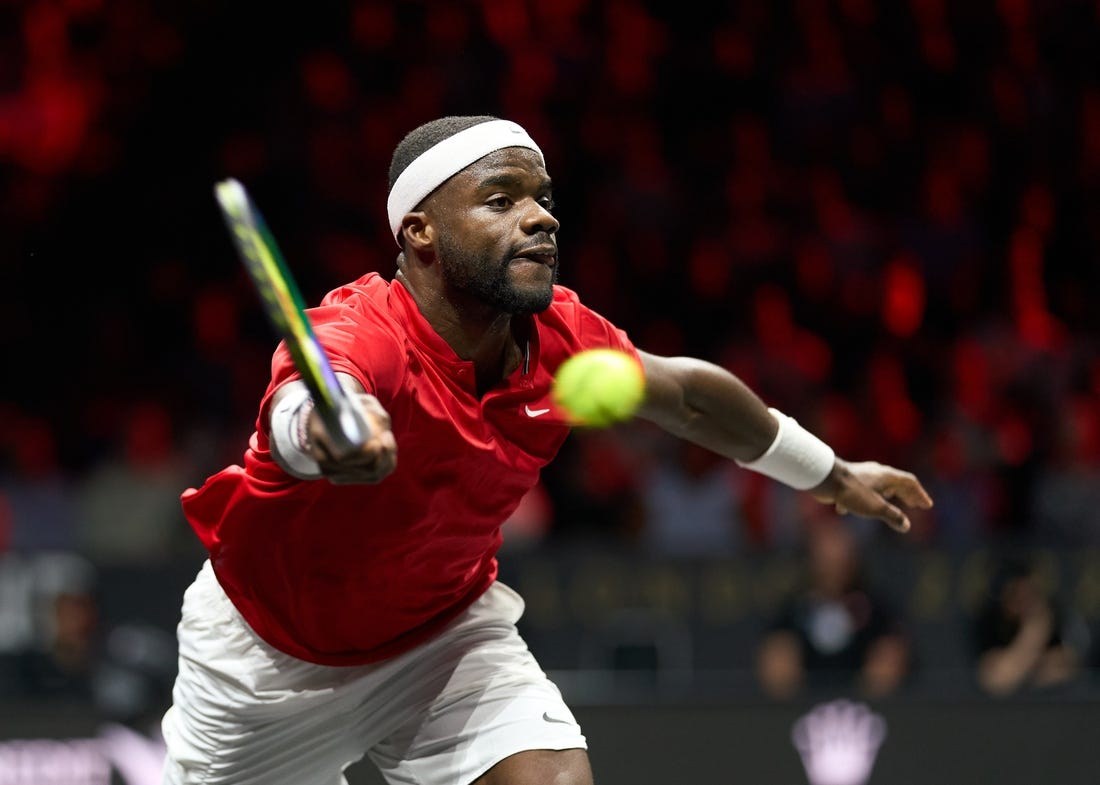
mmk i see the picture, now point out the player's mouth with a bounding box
[511,245,557,268]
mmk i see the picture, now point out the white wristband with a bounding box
[736,407,835,490]
[270,385,322,479]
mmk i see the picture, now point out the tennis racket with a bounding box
[214,177,365,452]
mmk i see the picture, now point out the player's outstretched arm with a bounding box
[268,373,397,484]
[635,351,932,533]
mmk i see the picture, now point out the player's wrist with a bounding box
[270,385,323,479]
[736,407,835,490]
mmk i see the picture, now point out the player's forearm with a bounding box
[638,352,839,494]
[637,355,780,462]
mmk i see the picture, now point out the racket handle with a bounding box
[320,388,369,453]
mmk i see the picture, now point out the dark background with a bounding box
[1,2,1099,783]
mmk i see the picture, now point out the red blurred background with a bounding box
[1,3,1099,774]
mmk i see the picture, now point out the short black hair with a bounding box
[388,115,501,193]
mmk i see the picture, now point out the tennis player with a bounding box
[161,116,933,785]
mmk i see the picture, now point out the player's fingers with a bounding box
[356,394,391,430]
[343,438,396,480]
[366,429,397,477]
[311,434,341,464]
[307,414,361,463]
[894,476,934,508]
[354,428,398,470]
[359,429,398,476]
[845,486,910,533]
[876,499,910,533]
[313,429,390,477]
[859,464,934,510]
[881,481,933,510]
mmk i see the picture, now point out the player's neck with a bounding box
[396,271,524,393]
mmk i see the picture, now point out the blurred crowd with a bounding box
[2,0,1100,706]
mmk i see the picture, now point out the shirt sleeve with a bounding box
[256,301,406,434]
[548,285,641,367]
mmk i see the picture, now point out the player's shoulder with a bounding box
[541,283,617,328]
[537,284,635,356]
[317,273,405,334]
[311,272,405,355]
[320,271,391,308]
[312,273,408,394]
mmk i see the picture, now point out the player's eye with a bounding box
[486,195,513,209]
[539,196,556,212]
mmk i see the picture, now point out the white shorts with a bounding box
[161,561,586,785]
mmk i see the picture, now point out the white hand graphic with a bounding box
[791,699,887,785]
[98,723,167,785]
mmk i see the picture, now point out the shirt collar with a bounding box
[388,278,538,382]
[389,278,467,368]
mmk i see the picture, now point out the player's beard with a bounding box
[438,236,556,314]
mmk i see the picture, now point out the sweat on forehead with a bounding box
[386,118,544,246]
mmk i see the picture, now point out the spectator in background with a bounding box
[94,623,179,734]
[756,514,911,700]
[973,555,1087,697]
[0,412,80,553]
[540,428,646,546]
[638,436,749,557]
[5,552,100,700]
[1031,395,1100,546]
[75,401,198,567]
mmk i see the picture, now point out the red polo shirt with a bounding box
[181,273,640,665]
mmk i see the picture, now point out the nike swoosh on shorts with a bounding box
[542,712,573,725]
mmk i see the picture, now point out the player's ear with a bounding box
[401,212,433,251]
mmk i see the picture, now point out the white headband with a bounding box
[386,119,543,245]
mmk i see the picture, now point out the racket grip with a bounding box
[324,389,370,453]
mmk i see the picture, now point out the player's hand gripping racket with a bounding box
[214,177,366,453]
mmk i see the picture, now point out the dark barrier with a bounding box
[2,696,1091,785]
[2,545,1097,784]
[345,698,1098,785]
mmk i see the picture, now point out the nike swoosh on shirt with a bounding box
[542,712,574,725]
[525,405,551,417]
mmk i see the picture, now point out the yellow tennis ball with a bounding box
[552,348,645,427]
